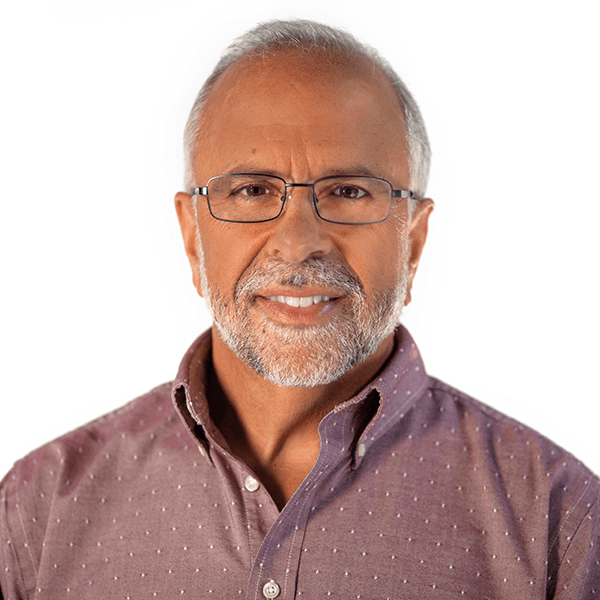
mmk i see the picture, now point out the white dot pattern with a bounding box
[1,326,599,599]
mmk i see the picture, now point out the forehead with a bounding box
[196,48,409,180]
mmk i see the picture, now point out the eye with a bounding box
[332,185,367,199]
[238,184,270,197]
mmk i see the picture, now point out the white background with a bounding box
[1,0,599,478]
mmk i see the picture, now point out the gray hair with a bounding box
[183,19,431,200]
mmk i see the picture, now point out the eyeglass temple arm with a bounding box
[392,189,415,199]
[193,187,208,196]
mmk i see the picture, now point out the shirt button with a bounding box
[245,475,260,492]
[358,443,366,457]
[262,580,280,598]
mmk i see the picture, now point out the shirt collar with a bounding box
[345,324,429,467]
[172,325,429,465]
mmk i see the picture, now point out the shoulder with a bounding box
[424,376,600,534]
[0,381,177,507]
[424,375,597,478]
[422,377,600,587]
[0,382,192,595]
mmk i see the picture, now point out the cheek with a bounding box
[340,225,405,294]
[385,212,411,268]
[363,253,403,294]
[198,219,270,292]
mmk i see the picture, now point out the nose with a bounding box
[264,186,334,264]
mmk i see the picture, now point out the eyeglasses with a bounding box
[193,173,415,225]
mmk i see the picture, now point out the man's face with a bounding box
[176,50,432,387]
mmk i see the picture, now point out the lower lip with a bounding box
[255,296,340,325]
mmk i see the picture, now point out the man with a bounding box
[1,18,598,600]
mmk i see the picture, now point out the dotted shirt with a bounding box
[1,326,599,599]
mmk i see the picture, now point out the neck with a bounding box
[208,328,394,509]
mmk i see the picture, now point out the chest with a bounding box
[22,447,552,600]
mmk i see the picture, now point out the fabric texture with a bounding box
[1,326,599,599]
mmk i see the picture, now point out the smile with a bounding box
[264,295,332,308]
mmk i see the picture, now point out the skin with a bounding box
[175,49,434,509]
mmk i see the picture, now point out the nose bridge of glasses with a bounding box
[284,182,315,194]
[282,182,318,208]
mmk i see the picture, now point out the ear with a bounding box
[174,191,204,297]
[404,198,434,306]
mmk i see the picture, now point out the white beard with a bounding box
[198,246,407,388]
[193,197,409,387]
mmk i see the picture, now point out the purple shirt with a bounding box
[2,326,599,599]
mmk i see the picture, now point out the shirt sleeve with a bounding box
[579,524,600,597]
[0,470,26,600]
[550,475,600,598]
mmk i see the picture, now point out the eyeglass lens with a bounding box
[207,174,393,224]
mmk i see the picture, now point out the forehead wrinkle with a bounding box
[219,122,353,181]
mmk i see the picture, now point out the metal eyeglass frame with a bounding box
[193,173,416,225]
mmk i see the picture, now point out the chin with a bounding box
[215,309,400,388]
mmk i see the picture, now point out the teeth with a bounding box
[299,296,313,308]
[266,295,332,307]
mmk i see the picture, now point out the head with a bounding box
[175,19,434,388]
[183,19,431,200]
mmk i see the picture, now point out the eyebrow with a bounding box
[223,164,382,180]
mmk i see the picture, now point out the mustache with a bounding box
[235,256,364,299]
